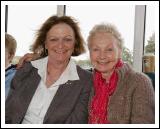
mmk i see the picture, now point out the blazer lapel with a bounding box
[17,69,41,121]
[43,80,81,123]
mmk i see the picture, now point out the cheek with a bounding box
[5,55,8,64]
[5,53,13,64]
[90,52,97,62]
[109,50,119,60]
[70,45,75,52]
[45,42,51,49]
[66,45,74,56]
[5,52,8,60]
[114,47,121,58]
[111,53,118,60]
[6,52,11,60]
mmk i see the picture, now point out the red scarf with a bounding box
[88,59,123,124]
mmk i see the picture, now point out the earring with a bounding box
[45,48,48,55]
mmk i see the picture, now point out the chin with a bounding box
[58,57,70,62]
[95,67,107,73]
[99,69,109,73]
[97,65,113,72]
[57,58,67,62]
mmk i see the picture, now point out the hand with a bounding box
[16,53,40,69]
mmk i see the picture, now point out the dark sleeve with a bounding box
[5,82,15,123]
[5,62,33,124]
[5,72,21,124]
[65,71,93,124]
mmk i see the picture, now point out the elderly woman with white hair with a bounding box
[87,23,155,124]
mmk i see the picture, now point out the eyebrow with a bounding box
[48,35,74,38]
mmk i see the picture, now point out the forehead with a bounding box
[48,23,74,35]
[90,32,117,46]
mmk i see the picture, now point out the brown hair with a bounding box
[5,33,17,55]
[31,15,85,57]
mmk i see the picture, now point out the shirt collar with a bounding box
[5,63,12,70]
[31,57,79,87]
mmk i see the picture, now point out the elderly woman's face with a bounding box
[89,32,121,74]
[45,23,75,63]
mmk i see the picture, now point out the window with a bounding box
[66,5,135,68]
[144,5,155,55]
[143,5,155,73]
[143,5,155,85]
[7,5,57,57]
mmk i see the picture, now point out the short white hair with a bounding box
[87,23,124,49]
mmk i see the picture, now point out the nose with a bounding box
[57,39,64,48]
[99,51,106,60]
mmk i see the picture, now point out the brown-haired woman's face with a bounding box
[45,23,75,63]
[89,32,121,75]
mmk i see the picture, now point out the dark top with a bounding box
[5,62,93,124]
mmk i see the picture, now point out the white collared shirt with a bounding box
[22,57,79,124]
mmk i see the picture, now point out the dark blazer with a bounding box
[5,62,92,124]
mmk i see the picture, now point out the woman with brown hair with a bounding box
[5,15,92,124]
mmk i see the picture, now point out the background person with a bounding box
[5,33,17,100]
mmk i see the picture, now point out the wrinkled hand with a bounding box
[16,53,40,69]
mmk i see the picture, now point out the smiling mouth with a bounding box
[55,50,67,54]
[97,61,110,65]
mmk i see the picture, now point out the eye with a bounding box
[64,38,73,42]
[92,48,99,52]
[107,48,113,51]
[105,48,114,52]
[50,38,58,42]
[63,37,73,42]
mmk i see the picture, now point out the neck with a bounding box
[45,59,69,88]
[47,58,69,74]
[102,71,113,81]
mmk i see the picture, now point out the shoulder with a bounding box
[5,64,17,72]
[132,71,153,90]
[14,62,37,80]
[76,65,93,80]
[76,65,93,92]
[10,62,39,90]
[5,65,17,75]
[123,63,153,91]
